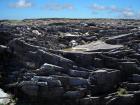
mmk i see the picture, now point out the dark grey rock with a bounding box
[52,75,89,87]
[68,69,90,78]
[8,39,75,69]
[106,33,133,44]
[106,94,135,105]
[34,63,65,75]
[0,45,7,53]
[132,74,140,82]
[89,69,120,94]
[19,81,40,97]
[63,89,86,99]
[18,80,64,99]
[122,82,140,91]
[31,76,62,87]
[79,97,100,105]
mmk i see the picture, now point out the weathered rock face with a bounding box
[132,74,140,82]
[19,80,64,99]
[68,69,90,78]
[0,32,14,45]
[105,33,134,44]
[34,63,66,75]
[63,41,123,52]
[122,82,140,91]
[89,69,120,95]
[8,39,75,69]
[0,19,140,105]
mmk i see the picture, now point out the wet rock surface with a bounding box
[0,19,140,105]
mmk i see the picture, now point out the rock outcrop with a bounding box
[0,19,140,105]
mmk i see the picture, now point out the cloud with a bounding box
[10,0,32,8]
[89,4,106,11]
[121,8,135,17]
[44,3,74,11]
[89,3,140,19]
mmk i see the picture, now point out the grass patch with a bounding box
[117,88,128,96]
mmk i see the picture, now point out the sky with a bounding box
[1,0,140,20]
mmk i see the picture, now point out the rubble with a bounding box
[0,19,140,105]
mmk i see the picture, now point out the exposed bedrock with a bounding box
[0,19,140,105]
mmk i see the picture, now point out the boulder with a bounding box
[93,70,108,85]
[89,69,120,94]
[18,80,64,99]
[120,62,140,76]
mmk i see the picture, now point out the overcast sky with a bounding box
[1,0,140,19]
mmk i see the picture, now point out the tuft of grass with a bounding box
[117,88,128,96]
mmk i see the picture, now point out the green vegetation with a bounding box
[117,88,128,96]
[0,103,5,105]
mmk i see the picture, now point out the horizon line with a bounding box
[0,17,140,21]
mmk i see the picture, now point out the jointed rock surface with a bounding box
[0,19,140,105]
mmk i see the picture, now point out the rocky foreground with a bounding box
[0,19,140,105]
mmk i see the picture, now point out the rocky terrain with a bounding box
[0,18,140,105]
